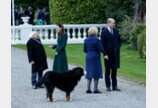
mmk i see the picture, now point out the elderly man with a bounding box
[101,18,122,92]
[27,31,48,89]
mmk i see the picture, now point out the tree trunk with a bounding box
[132,0,142,27]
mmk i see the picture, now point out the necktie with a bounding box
[110,28,113,35]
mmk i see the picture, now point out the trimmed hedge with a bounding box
[49,0,107,24]
[130,24,146,49]
[138,28,146,59]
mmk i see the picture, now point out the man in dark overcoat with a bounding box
[17,9,24,25]
[101,18,122,91]
[27,31,48,89]
[28,7,35,25]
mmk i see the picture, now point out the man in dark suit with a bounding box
[27,31,48,89]
[28,7,35,25]
[17,9,24,25]
[101,18,122,92]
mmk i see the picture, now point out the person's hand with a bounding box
[30,61,35,65]
[104,55,109,60]
[49,45,54,48]
[55,52,58,56]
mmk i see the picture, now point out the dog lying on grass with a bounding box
[36,67,84,102]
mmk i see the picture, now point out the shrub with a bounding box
[49,0,107,24]
[119,15,133,43]
[130,24,146,49]
[126,44,136,50]
[138,28,146,59]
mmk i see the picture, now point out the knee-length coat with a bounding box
[27,38,48,73]
[52,33,68,73]
[84,35,104,79]
[101,28,122,69]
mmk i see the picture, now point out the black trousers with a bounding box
[105,68,117,88]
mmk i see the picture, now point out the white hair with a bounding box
[88,27,98,36]
[29,31,37,38]
[107,18,115,24]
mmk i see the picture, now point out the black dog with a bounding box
[36,67,84,102]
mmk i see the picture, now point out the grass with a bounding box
[12,43,146,83]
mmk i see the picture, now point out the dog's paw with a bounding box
[66,97,70,102]
[70,98,73,101]
[46,99,56,102]
[46,98,50,102]
[66,99,70,102]
[50,100,54,102]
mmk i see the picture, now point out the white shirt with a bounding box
[107,26,113,35]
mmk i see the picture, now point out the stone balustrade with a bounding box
[11,17,107,44]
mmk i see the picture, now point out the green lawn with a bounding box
[12,44,146,83]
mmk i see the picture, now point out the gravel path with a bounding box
[11,47,146,108]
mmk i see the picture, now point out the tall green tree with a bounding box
[105,0,134,23]
[105,0,146,23]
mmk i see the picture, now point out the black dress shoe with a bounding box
[106,88,111,92]
[93,90,102,93]
[38,85,45,88]
[112,87,121,91]
[86,90,92,93]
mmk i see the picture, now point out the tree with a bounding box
[105,0,146,24]
[14,0,49,9]
[104,0,134,23]
[132,0,146,26]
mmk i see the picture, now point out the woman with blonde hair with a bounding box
[84,27,104,93]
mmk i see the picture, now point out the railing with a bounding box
[11,26,21,44]
[11,18,107,44]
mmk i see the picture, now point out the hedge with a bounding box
[130,24,146,49]
[138,28,146,59]
[49,0,107,24]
